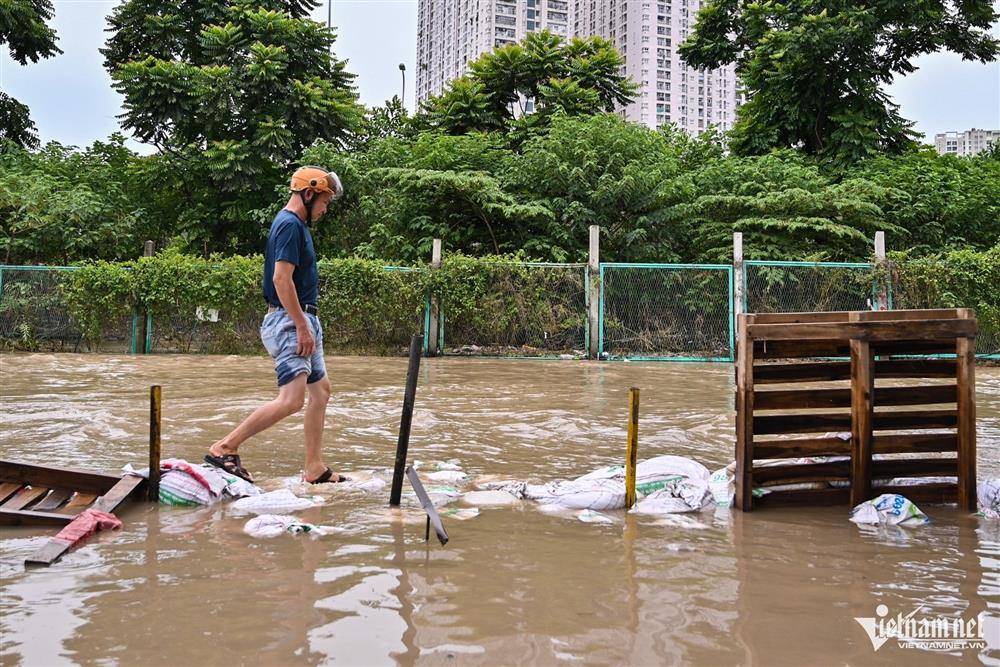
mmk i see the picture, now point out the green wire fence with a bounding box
[1,259,996,359]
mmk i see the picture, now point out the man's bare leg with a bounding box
[303,375,332,482]
[209,374,307,457]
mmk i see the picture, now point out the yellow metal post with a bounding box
[148,385,161,502]
[625,387,640,509]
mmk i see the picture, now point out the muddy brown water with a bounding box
[1,354,998,666]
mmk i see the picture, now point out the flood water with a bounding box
[1,354,998,666]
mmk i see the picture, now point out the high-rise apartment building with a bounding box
[934,128,1000,156]
[416,0,573,104]
[415,0,740,134]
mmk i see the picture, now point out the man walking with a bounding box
[205,166,345,484]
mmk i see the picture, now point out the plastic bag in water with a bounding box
[849,494,928,526]
[979,479,1000,519]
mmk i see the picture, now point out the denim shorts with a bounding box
[260,309,326,387]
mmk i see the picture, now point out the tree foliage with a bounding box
[0,135,155,264]
[102,0,362,253]
[0,0,62,148]
[680,1,1000,165]
[421,31,638,136]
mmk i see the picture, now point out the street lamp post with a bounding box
[399,63,406,104]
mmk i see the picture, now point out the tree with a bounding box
[664,152,900,262]
[0,136,156,264]
[0,0,62,148]
[422,31,637,136]
[102,0,362,253]
[680,1,1000,165]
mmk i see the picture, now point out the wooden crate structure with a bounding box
[735,308,977,511]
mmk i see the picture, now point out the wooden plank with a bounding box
[752,384,955,411]
[753,339,959,359]
[92,475,145,514]
[875,359,956,379]
[753,461,850,486]
[747,318,976,343]
[0,482,23,504]
[852,308,963,322]
[735,313,755,511]
[872,483,957,505]
[0,461,120,495]
[2,486,50,511]
[749,312,853,324]
[59,492,98,515]
[850,335,874,507]
[750,309,963,324]
[753,387,851,410]
[754,412,852,435]
[873,409,957,431]
[754,437,851,459]
[872,458,958,479]
[873,433,957,455]
[754,361,852,384]
[0,508,74,526]
[871,340,958,356]
[754,339,849,360]
[956,328,977,511]
[753,488,851,507]
[24,476,144,567]
[32,488,73,512]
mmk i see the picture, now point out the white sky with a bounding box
[1,0,998,151]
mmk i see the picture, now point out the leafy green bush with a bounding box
[890,245,1000,355]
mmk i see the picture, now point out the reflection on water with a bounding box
[1,354,998,665]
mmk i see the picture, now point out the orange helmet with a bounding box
[290,166,344,200]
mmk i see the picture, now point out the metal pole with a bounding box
[588,225,600,359]
[148,385,161,502]
[390,335,424,506]
[625,387,639,509]
[399,63,406,102]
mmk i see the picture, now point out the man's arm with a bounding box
[272,259,315,357]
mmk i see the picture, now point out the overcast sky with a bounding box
[1,0,998,152]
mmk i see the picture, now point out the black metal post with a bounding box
[390,334,423,506]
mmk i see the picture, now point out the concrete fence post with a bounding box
[588,225,600,359]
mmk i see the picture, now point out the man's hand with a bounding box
[296,322,315,357]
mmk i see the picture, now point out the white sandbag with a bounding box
[231,489,323,514]
[462,490,519,506]
[244,514,336,538]
[631,477,710,514]
[979,479,1000,519]
[576,509,614,523]
[709,463,735,508]
[524,478,626,511]
[849,494,928,526]
[440,507,480,520]
[427,470,468,483]
[352,477,387,492]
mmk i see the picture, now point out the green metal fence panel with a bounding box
[744,260,876,314]
[0,265,132,352]
[599,263,734,361]
[439,262,588,358]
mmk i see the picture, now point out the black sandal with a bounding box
[204,453,254,483]
[306,467,348,484]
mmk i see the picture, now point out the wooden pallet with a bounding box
[735,308,977,511]
[0,460,145,526]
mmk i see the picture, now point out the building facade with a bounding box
[934,128,1000,156]
[416,0,740,134]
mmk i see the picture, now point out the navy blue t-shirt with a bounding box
[262,209,319,307]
